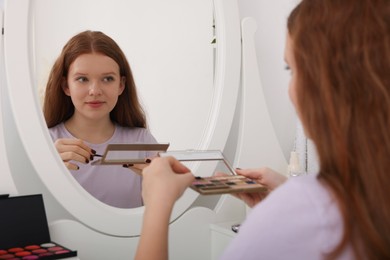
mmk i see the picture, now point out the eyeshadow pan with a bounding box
[54,250,70,254]
[31,249,47,254]
[39,244,55,249]
[24,246,40,251]
[47,247,63,252]
[15,251,31,257]
[8,248,23,253]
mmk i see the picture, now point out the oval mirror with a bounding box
[4,0,241,236]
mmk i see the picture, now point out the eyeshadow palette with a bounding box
[92,143,170,165]
[159,150,268,195]
[0,194,77,259]
[0,243,76,260]
[190,175,268,195]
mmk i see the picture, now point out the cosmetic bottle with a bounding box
[287,151,303,177]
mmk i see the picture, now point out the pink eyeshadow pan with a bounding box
[54,250,70,254]
[31,249,47,254]
[47,246,63,252]
[0,254,15,259]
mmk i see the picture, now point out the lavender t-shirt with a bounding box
[49,123,157,208]
[220,173,354,260]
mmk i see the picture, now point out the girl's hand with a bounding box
[123,158,153,176]
[226,167,287,208]
[53,138,94,170]
[236,167,287,190]
[141,157,194,207]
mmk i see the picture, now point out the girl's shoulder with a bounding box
[223,174,349,259]
[48,122,69,140]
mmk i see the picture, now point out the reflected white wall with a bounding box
[238,0,300,159]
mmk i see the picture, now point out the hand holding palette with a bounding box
[0,194,77,259]
[159,150,267,195]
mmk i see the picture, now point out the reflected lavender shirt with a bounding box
[49,123,157,208]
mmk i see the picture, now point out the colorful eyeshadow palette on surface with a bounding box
[0,194,77,259]
[190,175,268,195]
[0,243,76,260]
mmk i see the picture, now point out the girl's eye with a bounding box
[103,76,115,82]
[284,64,291,70]
[76,77,88,83]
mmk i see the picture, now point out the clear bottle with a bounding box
[287,151,303,177]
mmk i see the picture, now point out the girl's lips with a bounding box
[86,101,105,108]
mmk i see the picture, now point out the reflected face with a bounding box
[63,53,125,122]
[284,34,299,114]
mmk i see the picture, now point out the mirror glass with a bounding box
[33,0,214,150]
[5,0,241,235]
[31,0,214,207]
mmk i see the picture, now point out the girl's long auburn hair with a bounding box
[288,0,390,259]
[43,30,147,129]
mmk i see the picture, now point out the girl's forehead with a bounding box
[69,53,120,74]
[73,53,115,63]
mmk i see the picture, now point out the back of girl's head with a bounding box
[43,30,146,128]
[288,0,390,259]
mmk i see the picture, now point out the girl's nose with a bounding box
[88,81,102,95]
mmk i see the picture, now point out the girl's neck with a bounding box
[64,116,116,144]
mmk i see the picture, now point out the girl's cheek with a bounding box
[288,80,297,107]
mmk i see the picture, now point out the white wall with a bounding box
[238,0,299,159]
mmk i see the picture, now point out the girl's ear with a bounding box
[119,76,126,95]
[61,77,71,96]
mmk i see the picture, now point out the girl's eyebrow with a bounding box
[71,71,88,76]
[71,71,118,76]
[101,71,119,75]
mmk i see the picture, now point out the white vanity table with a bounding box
[210,220,240,259]
[0,0,288,259]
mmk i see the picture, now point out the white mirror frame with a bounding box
[4,0,241,236]
[0,8,17,195]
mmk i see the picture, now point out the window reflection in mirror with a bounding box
[32,0,214,208]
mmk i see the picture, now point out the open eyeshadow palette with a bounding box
[91,143,170,165]
[190,175,267,195]
[159,150,268,195]
[0,194,77,260]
